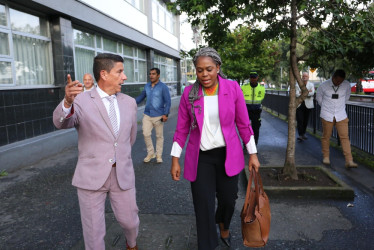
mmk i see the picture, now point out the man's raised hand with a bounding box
[64,74,83,107]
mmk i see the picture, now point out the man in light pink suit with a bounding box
[53,53,139,250]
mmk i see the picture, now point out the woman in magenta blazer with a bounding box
[170,47,260,249]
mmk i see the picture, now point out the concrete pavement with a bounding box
[1,110,374,249]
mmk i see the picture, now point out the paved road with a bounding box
[1,111,374,249]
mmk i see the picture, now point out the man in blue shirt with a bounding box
[136,68,171,163]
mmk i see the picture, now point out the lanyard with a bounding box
[332,85,339,93]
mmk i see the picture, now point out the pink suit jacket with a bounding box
[53,88,137,190]
[173,76,254,182]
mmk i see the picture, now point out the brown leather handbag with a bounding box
[241,168,271,247]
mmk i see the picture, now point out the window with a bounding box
[0,4,53,87]
[125,0,145,13]
[0,4,7,26]
[103,37,117,53]
[152,0,176,34]
[73,29,96,82]
[0,32,9,55]
[73,28,147,84]
[154,54,177,83]
[0,61,12,84]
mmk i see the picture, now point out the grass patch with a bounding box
[0,170,8,177]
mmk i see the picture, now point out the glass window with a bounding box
[103,37,117,53]
[0,4,7,26]
[138,60,147,82]
[0,32,10,55]
[9,8,49,37]
[126,0,145,12]
[154,53,177,83]
[160,65,166,82]
[159,10,165,28]
[152,1,158,22]
[117,43,123,54]
[138,49,146,60]
[0,6,53,86]
[73,28,149,84]
[123,57,134,82]
[96,35,102,49]
[13,34,53,85]
[166,16,171,32]
[0,61,12,84]
[123,44,133,57]
[74,29,95,48]
[74,47,95,82]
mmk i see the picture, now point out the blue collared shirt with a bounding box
[135,81,171,117]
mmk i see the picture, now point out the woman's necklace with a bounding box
[203,82,219,96]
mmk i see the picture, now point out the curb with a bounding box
[244,165,355,200]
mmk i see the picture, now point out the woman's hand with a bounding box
[248,153,260,173]
[170,156,181,181]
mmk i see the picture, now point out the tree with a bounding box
[170,0,373,179]
[218,26,280,84]
[305,3,374,80]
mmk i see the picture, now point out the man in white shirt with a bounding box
[83,73,95,92]
[316,69,358,168]
[296,72,315,141]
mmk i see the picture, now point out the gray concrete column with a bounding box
[146,49,155,82]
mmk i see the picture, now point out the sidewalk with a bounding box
[72,111,374,249]
[1,110,374,249]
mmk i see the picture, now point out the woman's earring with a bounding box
[217,70,220,73]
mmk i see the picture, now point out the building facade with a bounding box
[0,0,181,147]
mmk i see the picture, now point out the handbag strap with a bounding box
[244,168,255,208]
[244,169,265,212]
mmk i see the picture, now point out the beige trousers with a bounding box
[321,117,353,162]
[77,167,139,250]
[142,114,164,157]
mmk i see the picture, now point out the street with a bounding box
[1,112,374,249]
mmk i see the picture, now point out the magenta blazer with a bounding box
[173,76,254,182]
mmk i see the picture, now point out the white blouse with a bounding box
[170,95,257,158]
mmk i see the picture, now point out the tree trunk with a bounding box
[282,0,299,180]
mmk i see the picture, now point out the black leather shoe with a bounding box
[220,232,231,247]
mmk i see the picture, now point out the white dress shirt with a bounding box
[62,86,120,129]
[296,81,315,109]
[170,95,257,158]
[316,79,351,122]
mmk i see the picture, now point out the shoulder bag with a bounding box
[241,168,271,247]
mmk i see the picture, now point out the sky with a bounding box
[179,13,196,51]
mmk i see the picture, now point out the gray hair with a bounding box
[189,47,227,129]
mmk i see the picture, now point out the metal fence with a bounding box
[263,90,374,155]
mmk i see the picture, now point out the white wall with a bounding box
[80,0,148,35]
[152,21,179,50]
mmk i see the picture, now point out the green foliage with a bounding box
[172,0,374,175]
[218,26,281,84]
[305,3,374,79]
[0,170,8,177]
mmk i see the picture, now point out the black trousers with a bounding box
[191,147,239,250]
[296,102,311,136]
[248,108,262,145]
